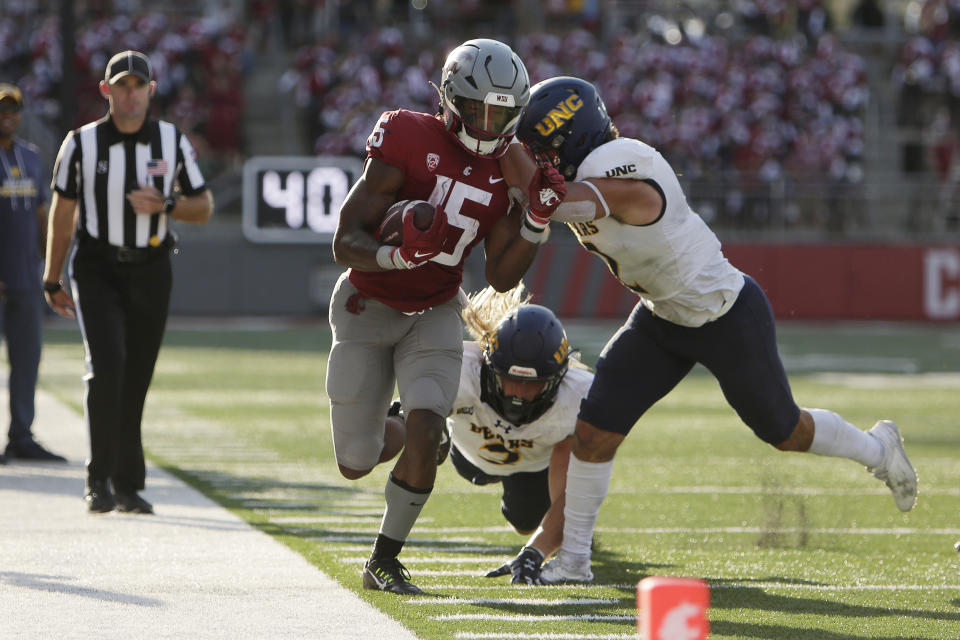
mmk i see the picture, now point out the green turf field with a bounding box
[38,320,960,639]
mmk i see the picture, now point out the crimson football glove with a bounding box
[484,546,545,585]
[521,162,566,244]
[384,205,453,269]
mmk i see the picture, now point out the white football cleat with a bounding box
[867,420,918,512]
[538,550,594,584]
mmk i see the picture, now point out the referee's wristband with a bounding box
[42,280,63,294]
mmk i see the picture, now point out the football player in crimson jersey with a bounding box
[328,39,565,595]
[506,76,918,585]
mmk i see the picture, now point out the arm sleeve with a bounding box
[365,110,411,177]
[51,131,79,199]
[175,131,207,196]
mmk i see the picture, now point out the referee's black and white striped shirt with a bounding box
[51,115,206,248]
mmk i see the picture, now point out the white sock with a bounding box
[806,408,884,468]
[560,454,614,557]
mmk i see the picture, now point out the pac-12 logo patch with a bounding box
[426,153,440,172]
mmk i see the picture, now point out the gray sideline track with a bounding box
[0,384,420,640]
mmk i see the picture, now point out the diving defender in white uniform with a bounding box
[391,285,595,584]
[452,286,593,584]
[503,76,918,584]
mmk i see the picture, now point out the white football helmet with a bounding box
[439,39,530,158]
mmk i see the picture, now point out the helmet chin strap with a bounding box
[456,128,500,156]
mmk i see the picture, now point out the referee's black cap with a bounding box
[105,50,152,85]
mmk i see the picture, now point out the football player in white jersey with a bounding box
[500,76,918,584]
[390,285,594,584]
[458,285,593,583]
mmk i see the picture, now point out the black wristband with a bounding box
[42,280,62,294]
[162,197,176,215]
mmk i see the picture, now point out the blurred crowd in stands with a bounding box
[287,0,871,230]
[2,0,960,232]
[0,0,248,176]
[891,0,960,230]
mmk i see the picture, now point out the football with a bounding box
[375,200,435,245]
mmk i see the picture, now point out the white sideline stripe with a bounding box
[340,555,502,564]
[715,584,960,591]
[406,597,622,606]
[595,526,960,535]
[642,486,960,496]
[324,526,960,537]
[241,501,430,513]
[423,583,960,591]
[270,514,386,523]
[320,541,488,552]
[399,569,486,577]
[319,539,511,553]
[272,515,382,523]
[455,635,633,639]
[321,525,517,534]
[436,614,634,621]
[326,543,512,554]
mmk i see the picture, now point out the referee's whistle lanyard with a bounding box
[0,144,28,211]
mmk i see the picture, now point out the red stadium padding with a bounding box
[527,240,960,321]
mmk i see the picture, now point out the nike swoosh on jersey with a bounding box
[489,176,504,183]
[413,250,433,259]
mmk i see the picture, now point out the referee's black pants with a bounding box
[71,241,172,493]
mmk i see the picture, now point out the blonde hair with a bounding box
[462,283,590,370]
[461,283,531,349]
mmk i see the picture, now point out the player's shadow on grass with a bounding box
[159,465,377,509]
[707,585,959,638]
[709,619,942,640]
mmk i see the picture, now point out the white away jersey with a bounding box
[570,137,744,327]
[448,342,593,476]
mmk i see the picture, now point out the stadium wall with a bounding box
[167,232,960,321]
[523,237,960,322]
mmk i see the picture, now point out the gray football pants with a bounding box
[326,272,463,471]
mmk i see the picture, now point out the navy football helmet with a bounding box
[516,76,612,180]
[481,305,570,426]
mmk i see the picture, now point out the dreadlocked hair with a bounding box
[461,283,531,349]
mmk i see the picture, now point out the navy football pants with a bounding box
[579,276,801,444]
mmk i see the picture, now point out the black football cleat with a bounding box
[362,557,424,595]
[84,480,115,513]
[114,490,154,514]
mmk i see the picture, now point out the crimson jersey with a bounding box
[348,110,513,313]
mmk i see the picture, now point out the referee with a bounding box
[43,50,213,514]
